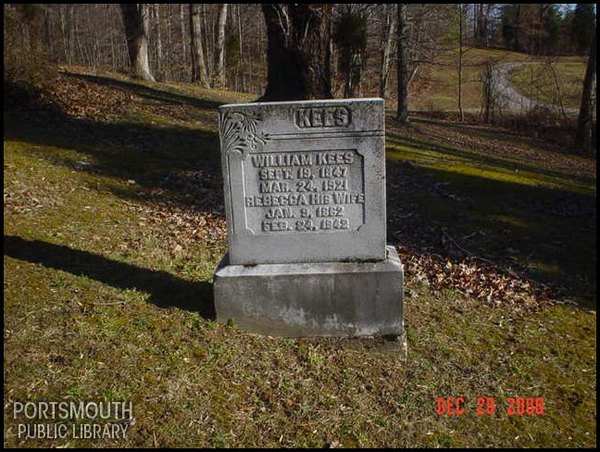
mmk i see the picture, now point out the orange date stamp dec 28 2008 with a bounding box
[436,397,545,416]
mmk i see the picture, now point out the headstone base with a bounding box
[213,246,404,337]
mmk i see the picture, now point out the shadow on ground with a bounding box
[4,235,215,319]
[385,157,596,307]
[4,106,222,213]
[386,129,595,189]
[63,72,224,111]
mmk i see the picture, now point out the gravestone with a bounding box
[213,98,404,337]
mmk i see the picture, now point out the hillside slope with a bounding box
[4,71,596,448]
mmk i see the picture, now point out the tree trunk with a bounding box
[345,52,363,98]
[179,4,187,70]
[43,5,53,60]
[514,4,521,52]
[165,5,172,81]
[120,4,155,82]
[457,4,464,122]
[237,4,246,92]
[380,4,397,99]
[483,4,492,48]
[396,4,409,123]
[202,4,213,78]
[107,5,116,73]
[58,5,66,64]
[214,4,228,88]
[575,28,596,152]
[64,5,76,65]
[474,4,490,47]
[190,4,210,88]
[260,4,333,101]
[74,8,85,65]
[153,4,162,80]
[68,6,75,64]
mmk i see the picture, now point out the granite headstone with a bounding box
[213,98,404,337]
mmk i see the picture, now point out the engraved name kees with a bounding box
[295,106,351,128]
[244,150,365,234]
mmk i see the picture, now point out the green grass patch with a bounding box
[412,47,531,112]
[384,120,595,299]
[386,134,594,195]
[411,47,586,112]
[510,62,586,110]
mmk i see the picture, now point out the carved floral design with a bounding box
[219,110,269,158]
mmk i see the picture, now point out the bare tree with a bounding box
[474,4,494,47]
[120,4,155,82]
[457,3,465,122]
[179,4,187,68]
[214,4,228,88]
[236,4,246,91]
[575,28,596,152]
[379,4,397,99]
[334,5,368,98]
[259,4,333,101]
[152,4,162,80]
[396,4,409,123]
[189,4,210,88]
[38,3,482,102]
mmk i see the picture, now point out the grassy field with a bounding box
[408,47,586,112]
[509,62,587,110]
[3,71,596,447]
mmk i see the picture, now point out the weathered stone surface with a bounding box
[214,246,403,337]
[218,98,385,265]
[213,97,404,338]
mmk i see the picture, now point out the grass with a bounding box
[385,117,596,301]
[3,68,596,447]
[509,62,587,110]
[409,47,586,112]
[410,47,530,112]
